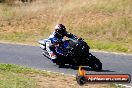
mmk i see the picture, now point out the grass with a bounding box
[0,71,36,88]
[0,64,37,88]
[87,40,129,52]
[0,64,121,88]
[0,64,57,76]
[0,0,132,53]
[0,64,63,88]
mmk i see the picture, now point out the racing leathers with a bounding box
[46,31,77,63]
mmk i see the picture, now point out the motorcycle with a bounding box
[38,38,102,70]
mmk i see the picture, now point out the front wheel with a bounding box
[85,54,102,71]
[89,59,102,71]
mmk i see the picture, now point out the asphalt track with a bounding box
[0,43,132,87]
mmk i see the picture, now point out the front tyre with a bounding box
[86,54,102,71]
[89,59,102,71]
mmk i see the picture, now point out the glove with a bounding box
[77,37,83,41]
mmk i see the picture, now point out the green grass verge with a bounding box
[0,71,36,88]
[87,40,130,53]
[0,64,123,88]
[0,64,56,76]
[0,64,57,88]
[110,84,125,88]
[0,64,36,88]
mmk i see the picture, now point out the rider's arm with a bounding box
[49,37,62,46]
[48,32,62,45]
[65,32,78,40]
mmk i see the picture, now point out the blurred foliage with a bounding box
[0,0,5,3]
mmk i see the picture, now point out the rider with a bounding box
[46,24,78,63]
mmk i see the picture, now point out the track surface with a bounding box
[0,43,132,87]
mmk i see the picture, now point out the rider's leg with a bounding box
[48,47,57,63]
[45,40,57,63]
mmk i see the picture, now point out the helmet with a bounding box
[54,24,67,36]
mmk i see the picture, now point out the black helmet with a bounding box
[54,24,67,36]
